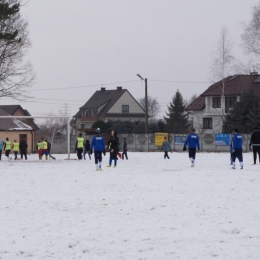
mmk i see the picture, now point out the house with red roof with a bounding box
[186,73,260,133]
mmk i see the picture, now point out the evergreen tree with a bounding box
[132,122,145,134]
[148,119,168,133]
[92,120,107,131]
[223,90,260,133]
[164,90,189,133]
[123,120,136,133]
[92,120,137,134]
[156,119,167,132]
[148,122,158,133]
[111,121,126,134]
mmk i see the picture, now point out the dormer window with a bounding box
[84,110,91,116]
[122,105,129,112]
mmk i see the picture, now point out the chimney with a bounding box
[101,87,106,91]
[117,86,122,90]
[250,71,258,75]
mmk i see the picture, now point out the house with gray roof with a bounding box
[0,105,39,130]
[74,86,146,130]
[186,73,260,133]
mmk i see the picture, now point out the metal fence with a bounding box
[36,133,252,154]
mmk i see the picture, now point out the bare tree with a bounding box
[211,27,235,133]
[241,2,260,58]
[0,0,35,100]
[138,95,160,123]
[233,59,260,74]
[187,93,197,106]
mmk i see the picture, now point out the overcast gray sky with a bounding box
[1,0,259,120]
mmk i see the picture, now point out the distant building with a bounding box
[0,105,39,153]
[74,86,145,132]
[186,73,260,133]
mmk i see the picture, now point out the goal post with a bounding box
[0,115,71,159]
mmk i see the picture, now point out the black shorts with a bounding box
[188,148,196,159]
[232,149,243,162]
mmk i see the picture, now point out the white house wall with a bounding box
[107,91,144,114]
[105,116,145,122]
[204,96,222,114]
[193,96,238,134]
[193,110,222,134]
[192,110,204,133]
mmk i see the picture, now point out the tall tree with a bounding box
[0,0,34,100]
[37,112,69,135]
[164,90,189,133]
[223,90,260,133]
[138,95,160,123]
[211,27,235,133]
[156,119,167,132]
[132,121,145,134]
[241,2,260,59]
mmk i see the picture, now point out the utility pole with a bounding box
[137,74,149,152]
[144,78,148,134]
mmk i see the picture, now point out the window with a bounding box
[93,110,97,116]
[122,105,129,112]
[80,124,86,129]
[203,118,212,129]
[84,110,92,116]
[225,97,236,113]
[213,97,221,108]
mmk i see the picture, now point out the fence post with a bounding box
[200,133,203,152]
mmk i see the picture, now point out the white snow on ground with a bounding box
[0,152,260,260]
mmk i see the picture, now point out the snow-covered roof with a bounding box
[0,108,32,131]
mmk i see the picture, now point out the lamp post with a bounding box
[137,73,149,152]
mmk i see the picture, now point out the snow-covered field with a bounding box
[1,152,259,260]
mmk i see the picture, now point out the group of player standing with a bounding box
[75,128,128,171]
[160,128,201,167]
[161,126,260,169]
[3,126,257,169]
[0,137,28,161]
[227,126,260,169]
[36,138,56,160]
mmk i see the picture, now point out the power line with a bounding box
[28,78,210,92]
[148,79,210,84]
[29,80,140,92]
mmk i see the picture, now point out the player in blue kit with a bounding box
[183,128,200,167]
[231,128,243,170]
[90,128,106,171]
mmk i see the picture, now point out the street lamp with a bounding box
[136,74,148,134]
[137,73,149,139]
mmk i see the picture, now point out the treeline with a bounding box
[91,119,169,134]
[92,89,192,134]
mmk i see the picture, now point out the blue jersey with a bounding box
[232,133,242,149]
[184,133,200,150]
[90,134,105,152]
[0,139,3,149]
